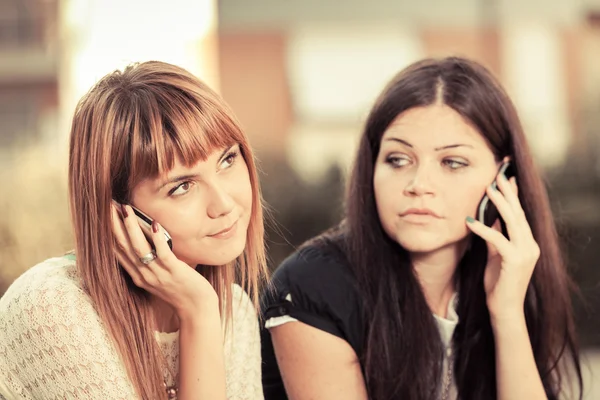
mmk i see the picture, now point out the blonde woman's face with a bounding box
[130,144,252,267]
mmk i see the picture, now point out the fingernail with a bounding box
[152,221,159,233]
[121,204,128,218]
[466,216,475,223]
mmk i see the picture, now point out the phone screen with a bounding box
[477,161,516,228]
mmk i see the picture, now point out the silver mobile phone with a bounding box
[130,205,173,250]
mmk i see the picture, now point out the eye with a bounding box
[443,159,468,170]
[386,155,411,168]
[169,181,193,196]
[220,149,239,169]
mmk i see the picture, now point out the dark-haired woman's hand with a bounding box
[110,203,219,320]
[466,174,540,325]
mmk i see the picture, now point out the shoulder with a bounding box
[224,285,260,360]
[0,256,86,316]
[228,283,260,340]
[263,234,365,354]
[274,235,355,289]
[230,283,255,320]
[0,256,98,341]
[271,235,358,303]
[224,287,263,398]
[0,256,134,398]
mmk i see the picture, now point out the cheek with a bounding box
[440,184,487,236]
[232,162,253,211]
[160,207,201,240]
[459,184,488,217]
[373,167,402,222]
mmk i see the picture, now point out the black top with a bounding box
[260,239,366,400]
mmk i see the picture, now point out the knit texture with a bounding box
[0,257,263,399]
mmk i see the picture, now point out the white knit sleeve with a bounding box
[0,260,137,400]
[223,285,264,400]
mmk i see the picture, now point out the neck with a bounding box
[411,240,469,318]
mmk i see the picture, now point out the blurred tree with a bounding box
[258,155,345,271]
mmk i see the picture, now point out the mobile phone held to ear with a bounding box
[477,161,516,228]
[130,205,173,250]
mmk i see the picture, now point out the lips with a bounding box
[208,220,238,238]
[400,208,441,218]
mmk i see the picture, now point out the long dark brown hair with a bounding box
[337,57,582,399]
[68,61,267,399]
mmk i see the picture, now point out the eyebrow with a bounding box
[384,137,474,151]
[157,145,234,191]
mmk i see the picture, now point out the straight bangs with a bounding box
[126,85,245,189]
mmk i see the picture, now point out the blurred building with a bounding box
[0,0,59,152]
[217,0,600,184]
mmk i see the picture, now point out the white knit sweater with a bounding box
[0,256,263,399]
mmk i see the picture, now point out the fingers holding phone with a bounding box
[111,202,146,286]
[111,202,166,288]
[109,202,217,315]
[120,204,159,263]
[477,160,516,229]
[130,205,173,250]
[466,163,540,322]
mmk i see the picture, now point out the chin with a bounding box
[395,230,470,255]
[394,229,449,254]
[396,240,443,254]
[176,235,248,267]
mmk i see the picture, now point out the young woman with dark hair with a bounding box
[261,56,583,400]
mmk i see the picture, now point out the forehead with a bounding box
[158,144,234,177]
[382,105,487,148]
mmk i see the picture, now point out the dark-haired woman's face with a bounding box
[374,104,499,255]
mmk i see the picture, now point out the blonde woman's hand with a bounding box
[466,174,539,326]
[111,203,218,320]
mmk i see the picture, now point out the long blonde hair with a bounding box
[68,61,267,399]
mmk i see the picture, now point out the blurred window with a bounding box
[0,0,38,47]
[285,24,423,124]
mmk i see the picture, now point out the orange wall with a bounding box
[421,28,501,78]
[218,31,292,156]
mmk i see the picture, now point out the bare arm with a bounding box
[270,321,368,400]
[178,299,227,400]
[493,315,547,400]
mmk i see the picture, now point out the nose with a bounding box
[206,180,235,219]
[403,164,435,197]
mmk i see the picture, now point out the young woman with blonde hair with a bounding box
[0,61,267,399]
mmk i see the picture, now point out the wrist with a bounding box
[175,291,220,323]
[490,311,527,336]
